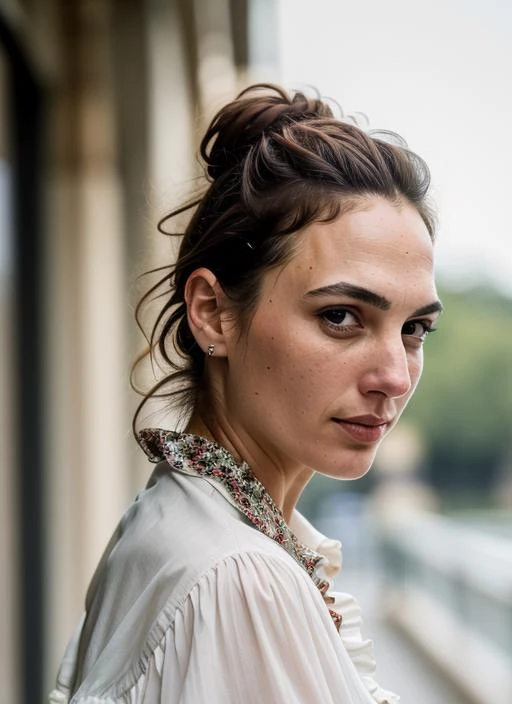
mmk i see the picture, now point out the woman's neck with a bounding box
[185,410,314,523]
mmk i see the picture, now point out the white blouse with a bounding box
[50,431,398,704]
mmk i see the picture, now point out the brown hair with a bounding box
[132,83,436,433]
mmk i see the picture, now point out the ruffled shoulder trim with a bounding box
[290,511,399,703]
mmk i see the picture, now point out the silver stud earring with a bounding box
[207,344,215,357]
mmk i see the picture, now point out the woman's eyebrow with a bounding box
[411,301,444,317]
[304,282,391,310]
[304,281,443,317]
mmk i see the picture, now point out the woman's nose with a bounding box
[358,339,415,399]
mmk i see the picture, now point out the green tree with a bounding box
[404,285,512,501]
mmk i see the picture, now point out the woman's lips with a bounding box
[332,415,392,444]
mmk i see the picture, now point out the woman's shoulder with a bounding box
[119,458,297,575]
[57,464,315,701]
[86,459,298,626]
[53,548,333,704]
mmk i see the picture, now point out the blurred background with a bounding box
[0,1,510,702]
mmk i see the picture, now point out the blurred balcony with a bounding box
[316,494,512,704]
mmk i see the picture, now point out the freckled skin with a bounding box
[194,197,439,515]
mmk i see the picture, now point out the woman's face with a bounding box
[217,196,441,481]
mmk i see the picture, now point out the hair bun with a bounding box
[201,84,334,180]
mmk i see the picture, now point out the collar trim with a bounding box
[138,428,331,596]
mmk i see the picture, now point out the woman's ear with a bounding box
[184,268,228,357]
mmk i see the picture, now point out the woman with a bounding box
[51,84,442,703]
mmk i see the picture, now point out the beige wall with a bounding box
[0,0,249,698]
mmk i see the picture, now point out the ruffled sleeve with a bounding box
[138,553,392,704]
[50,550,393,703]
[135,552,383,704]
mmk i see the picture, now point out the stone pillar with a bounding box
[44,0,131,686]
[0,43,20,704]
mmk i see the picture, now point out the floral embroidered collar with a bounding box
[138,428,342,630]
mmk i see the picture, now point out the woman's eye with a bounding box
[320,308,359,330]
[402,319,436,342]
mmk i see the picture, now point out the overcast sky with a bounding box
[276,0,512,296]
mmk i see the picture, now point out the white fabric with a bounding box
[50,460,398,703]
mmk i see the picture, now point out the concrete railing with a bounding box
[381,513,512,704]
